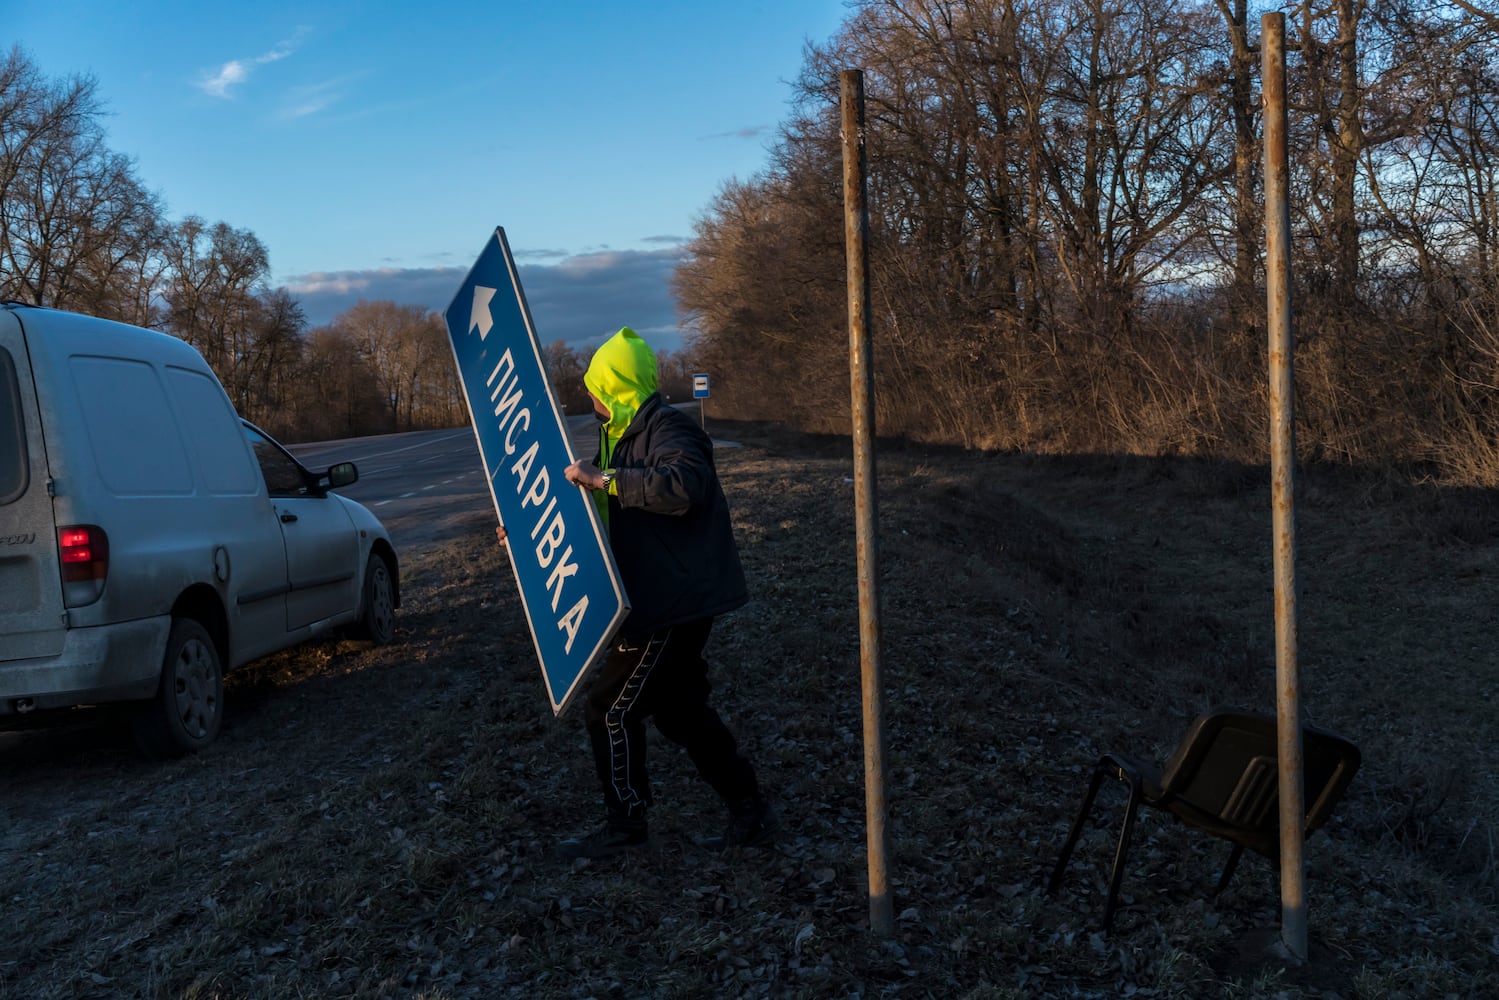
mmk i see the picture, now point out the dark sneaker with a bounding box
[704,802,780,851]
[558,822,650,860]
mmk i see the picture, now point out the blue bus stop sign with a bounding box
[443,227,628,716]
[692,373,710,399]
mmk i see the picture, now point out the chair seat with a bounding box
[1048,708,1360,931]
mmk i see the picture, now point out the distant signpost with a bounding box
[442,227,628,716]
[693,372,710,429]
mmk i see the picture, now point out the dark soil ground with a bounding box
[3,421,1497,998]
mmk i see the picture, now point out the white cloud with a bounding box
[198,60,250,98]
[279,88,334,118]
[197,36,299,99]
[702,126,769,141]
[285,269,407,296]
[557,251,631,276]
[275,75,360,120]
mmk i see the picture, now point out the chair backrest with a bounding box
[1158,708,1361,843]
[1302,721,1363,834]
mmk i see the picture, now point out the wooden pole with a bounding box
[1262,12,1309,961]
[840,67,893,938]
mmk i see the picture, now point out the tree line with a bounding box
[0,47,700,446]
[673,0,1499,483]
[16,0,1499,483]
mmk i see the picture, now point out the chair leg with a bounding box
[1214,844,1244,897]
[1102,776,1144,933]
[1048,763,1109,896]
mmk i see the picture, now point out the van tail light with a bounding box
[58,524,109,607]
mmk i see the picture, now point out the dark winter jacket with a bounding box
[584,331,747,636]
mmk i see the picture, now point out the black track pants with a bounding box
[584,618,760,825]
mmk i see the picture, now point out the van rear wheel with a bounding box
[132,618,223,758]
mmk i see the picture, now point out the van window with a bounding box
[0,347,28,505]
[165,366,259,495]
[71,356,192,496]
[243,424,310,497]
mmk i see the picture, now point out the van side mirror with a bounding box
[327,462,358,489]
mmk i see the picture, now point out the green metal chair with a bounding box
[1047,707,1361,931]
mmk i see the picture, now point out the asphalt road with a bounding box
[285,416,600,551]
[283,402,711,553]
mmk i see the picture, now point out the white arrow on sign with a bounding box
[469,285,497,339]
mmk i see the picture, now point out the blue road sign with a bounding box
[693,373,710,399]
[443,228,628,716]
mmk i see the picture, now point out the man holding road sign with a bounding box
[500,327,776,859]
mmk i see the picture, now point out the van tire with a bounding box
[357,554,395,645]
[132,618,223,758]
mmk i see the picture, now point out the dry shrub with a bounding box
[1421,404,1499,489]
[717,285,1499,498]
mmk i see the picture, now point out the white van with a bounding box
[0,303,399,756]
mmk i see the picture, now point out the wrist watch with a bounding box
[599,472,613,491]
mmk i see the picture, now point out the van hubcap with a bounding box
[173,638,218,738]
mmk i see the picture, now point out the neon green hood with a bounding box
[584,327,658,464]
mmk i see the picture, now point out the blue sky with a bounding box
[9,1,851,353]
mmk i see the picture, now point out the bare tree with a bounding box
[291,325,386,442]
[655,347,696,402]
[1211,0,1262,313]
[330,300,451,432]
[1293,0,1368,302]
[161,216,271,393]
[0,47,167,321]
[1007,0,1230,341]
[674,170,848,427]
[542,339,590,414]
[391,310,454,430]
[0,48,97,295]
[411,320,466,430]
[234,288,307,434]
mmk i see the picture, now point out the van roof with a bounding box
[4,305,209,367]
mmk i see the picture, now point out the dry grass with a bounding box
[3,421,1497,998]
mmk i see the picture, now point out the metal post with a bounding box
[840,68,893,938]
[1261,12,1308,961]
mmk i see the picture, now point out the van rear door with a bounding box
[0,314,67,665]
